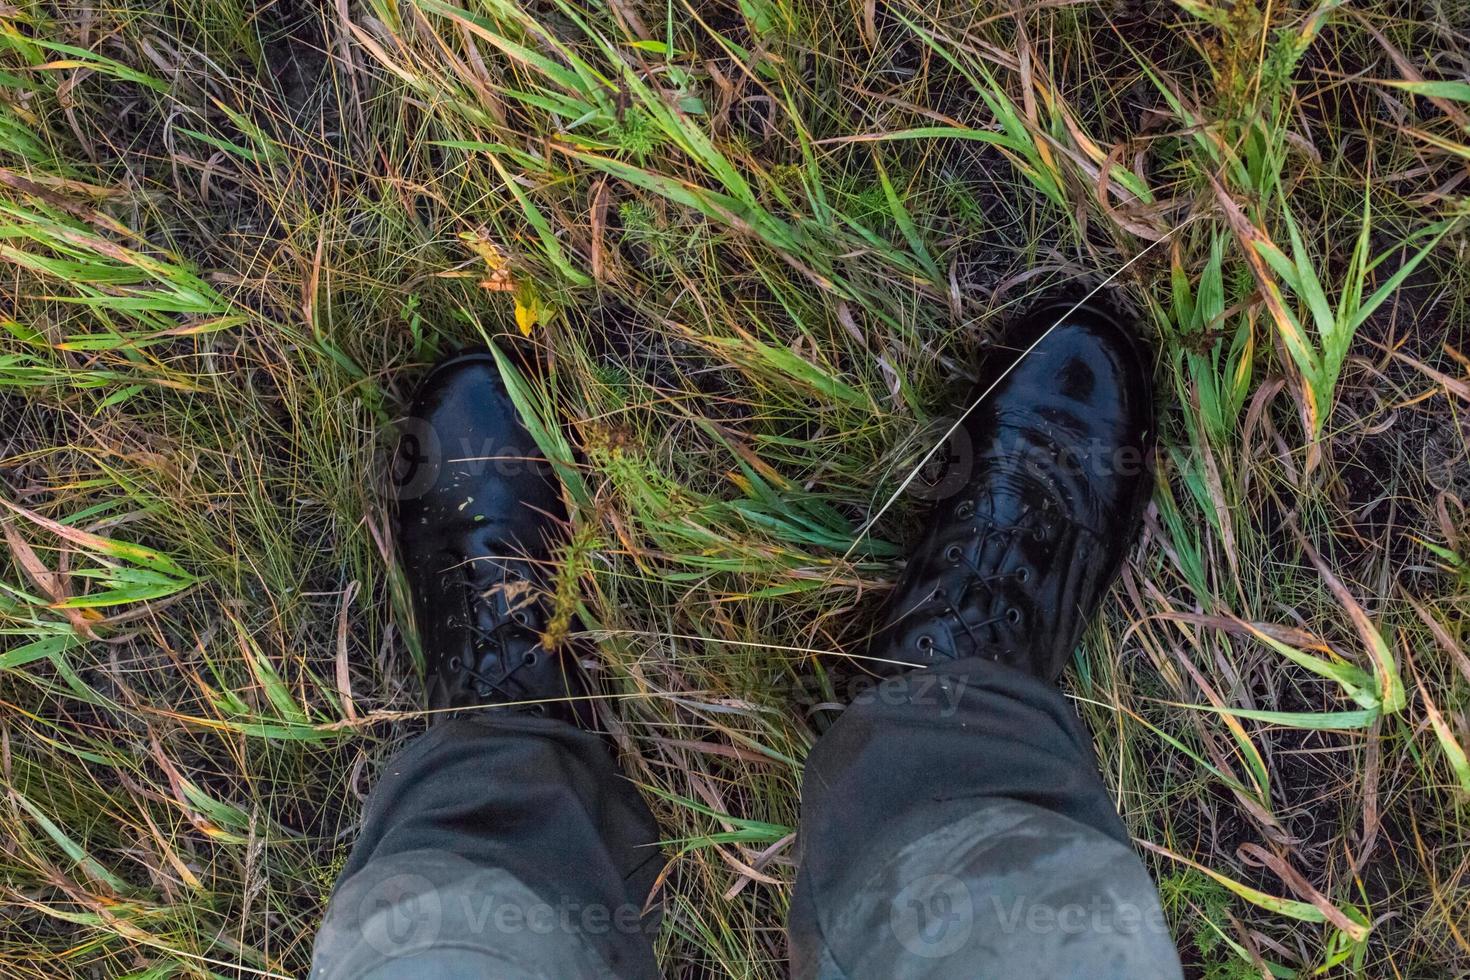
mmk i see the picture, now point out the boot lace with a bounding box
[454,557,546,705]
[921,524,1032,651]
[911,469,1066,658]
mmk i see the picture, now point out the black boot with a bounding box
[872,299,1155,683]
[392,350,585,721]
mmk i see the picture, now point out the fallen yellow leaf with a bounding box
[514,283,544,336]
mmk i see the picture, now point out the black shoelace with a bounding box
[458,558,544,704]
[918,499,1054,655]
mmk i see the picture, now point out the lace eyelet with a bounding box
[530,703,546,716]
[1031,525,1047,542]
[1015,567,1031,583]
[1005,607,1022,625]
[448,656,463,671]
[915,633,935,653]
[954,500,974,519]
[523,650,539,666]
[512,610,531,626]
[944,544,964,563]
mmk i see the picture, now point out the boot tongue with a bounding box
[972,463,1065,531]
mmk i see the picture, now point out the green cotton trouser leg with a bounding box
[786,656,1183,979]
[308,714,664,980]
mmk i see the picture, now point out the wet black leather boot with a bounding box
[392,350,585,721]
[871,299,1155,683]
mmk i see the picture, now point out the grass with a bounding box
[1,0,1468,975]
